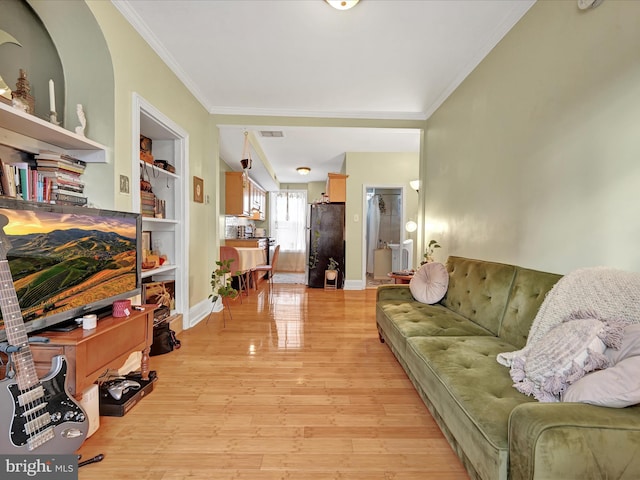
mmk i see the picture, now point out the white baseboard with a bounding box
[188,298,217,328]
[344,279,365,290]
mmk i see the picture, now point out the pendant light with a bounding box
[240,131,252,170]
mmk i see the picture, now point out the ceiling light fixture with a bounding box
[240,131,252,170]
[325,0,360,11]
[297,167,311,176]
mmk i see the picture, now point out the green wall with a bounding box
[345,152,419,286]
[424,0,640,274]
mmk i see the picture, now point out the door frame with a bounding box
[361,183,407,286]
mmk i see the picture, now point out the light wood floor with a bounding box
[78,284,469,479]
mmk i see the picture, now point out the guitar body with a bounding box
[0,355,88,454]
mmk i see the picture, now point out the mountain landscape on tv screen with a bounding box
[0,228,137,326]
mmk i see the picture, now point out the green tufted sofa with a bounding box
[376,256,640,480]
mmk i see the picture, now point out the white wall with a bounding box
[423,1,640,274]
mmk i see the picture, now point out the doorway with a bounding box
[364,187,404,287]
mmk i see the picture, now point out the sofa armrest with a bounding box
[509,402,640,480]
[376,284,414,302]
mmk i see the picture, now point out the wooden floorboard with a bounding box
[78,284,469,479]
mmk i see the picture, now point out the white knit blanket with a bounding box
[497,266,640,367]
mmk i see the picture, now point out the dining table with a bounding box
[235,247,267,290]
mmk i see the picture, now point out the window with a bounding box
[270,190,307,254]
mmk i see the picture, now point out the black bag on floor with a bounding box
[150,321,181,356]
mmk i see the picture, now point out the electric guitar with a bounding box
[0,214,88,454]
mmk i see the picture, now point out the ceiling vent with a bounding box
[260,130,284,138]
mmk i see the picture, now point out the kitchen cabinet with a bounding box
[326,173,348,203]
[225,171,250,216]
[225,171,266,219]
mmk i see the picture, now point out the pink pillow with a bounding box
[562,356,640,408]
[409,262,449,304]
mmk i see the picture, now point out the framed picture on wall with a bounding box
[193,176,204,203]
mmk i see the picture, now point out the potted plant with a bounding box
[421,239,441,265]
[326,257,340,281]
[208,259,239,324]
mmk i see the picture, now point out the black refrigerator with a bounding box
[306,203,345,288]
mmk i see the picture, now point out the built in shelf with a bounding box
[0,102,106,162]
[141,217,179,225]
[139,161,179,179]
[141,264,177,279]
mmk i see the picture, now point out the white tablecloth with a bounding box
[235,247,266,272]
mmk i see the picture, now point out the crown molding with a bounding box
[208,106,428,122]
[111,0,212,111]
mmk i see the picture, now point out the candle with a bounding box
[49,79,55,113]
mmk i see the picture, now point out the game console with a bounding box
[107,380,141,401]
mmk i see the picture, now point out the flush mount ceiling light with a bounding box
[325,0,360,11]
[297,167,311,176]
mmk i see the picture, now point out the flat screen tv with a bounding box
[0,198,141,342]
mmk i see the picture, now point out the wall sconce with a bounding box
[409,179,420,193]
[405,220,418,233]
[297,167,311,175]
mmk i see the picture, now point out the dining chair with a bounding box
[252,244,280,293]
[220,246,248,302]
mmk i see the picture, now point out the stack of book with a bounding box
[140,191,166,218]
[141,191,156,218]
[34,153,87,206]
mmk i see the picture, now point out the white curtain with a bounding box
[366,194,381,274]
[270,190,307,272]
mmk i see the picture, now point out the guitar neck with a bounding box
[0,259,38,391]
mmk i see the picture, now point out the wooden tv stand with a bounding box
[27,305,156,399]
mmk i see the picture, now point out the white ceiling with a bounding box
[113,0,535,188]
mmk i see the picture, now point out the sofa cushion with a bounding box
[405,335,534,480]
[376,300,494,357]
[499,267,562,349]
[409,262,449,304]
[441,256,516,336]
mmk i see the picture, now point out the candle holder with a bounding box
[49,110,59,126]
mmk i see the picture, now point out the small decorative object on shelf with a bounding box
[75,103,86,136]
[140,134,154,164]
[112,299,132,318]
[11,69,34,114]
[48,79,59,125]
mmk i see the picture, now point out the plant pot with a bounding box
[326,270,337,281]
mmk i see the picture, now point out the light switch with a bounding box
[353,214,359,222]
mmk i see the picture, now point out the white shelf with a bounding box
[141,264,177,279]
[140,160,179,180]
[142,217,179,225]
[0,102,106,162]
